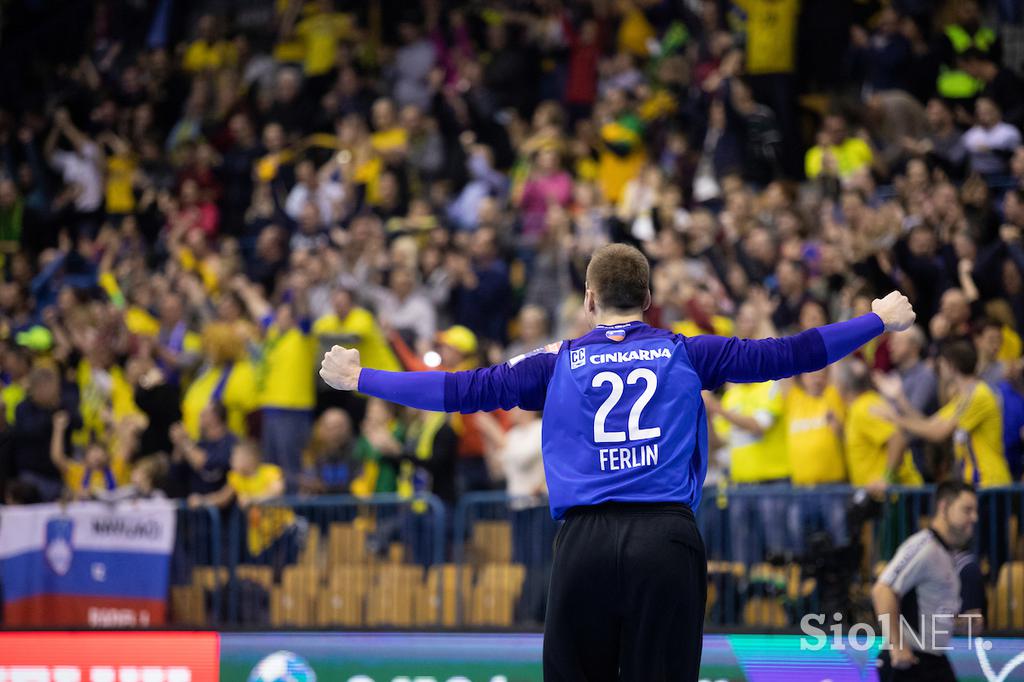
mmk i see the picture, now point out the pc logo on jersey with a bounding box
[570,348,587,369]
[605,329,626,342]
[44,517,74,576]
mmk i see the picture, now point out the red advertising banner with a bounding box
[0,632,220,682]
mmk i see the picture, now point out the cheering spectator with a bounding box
[974,317,1007,386]
[313,288,401,371]
[11,367,80,501]
[195,440,299,571]
[962,97,1022,178]
[49,410,130,500]
[805,112,874,181]
[785,370,846,486]
[299,408,356,495]
[876,341,1012,487]
[840,360,922,491]
[171,403,236,502]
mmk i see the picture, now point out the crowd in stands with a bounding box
[0,0,1022,549]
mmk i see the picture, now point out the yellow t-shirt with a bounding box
[673,316,736,338]
[182,40,237,72]
[178,248,219,294]
[105,155,136,214]
[124,307,161,338]
[999,325,1023,362]
[295,12,351,75]
[181,361,258,440]
[845,391,922,487]
[2,382,25,425]
[805,138,874,179]
[257,323,316,410]
[617,7,655,57]
[312,308,401,372]
[75,361,140,447]
[785,384,847,485]
[938,382,1011,487]
[597,120,646,203]
[737,0,799,74]
[715,382,789,483]
[64,459,130,496]
[228,464,294,556]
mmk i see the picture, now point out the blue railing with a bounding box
[160,484,1024,630]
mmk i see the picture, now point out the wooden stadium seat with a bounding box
[993,561,1024,630]
[282,564,322,598]
[413,583,440,626]
[170,584,205,625]
[785,564,802,601]
[235,564,274,590]
[376,563,425,588]
[366,564,423,627]
[353,514,377,532]
[192,566,228,590]
[298,525,322,567]
[477,562,526,596]
[467,583,517,626]
[328,522,370,565]
[270,585,314,627]
[705,582,718,619]
[388,542,406,564]
[464,563,526,627]
[742,597,788,628]
[470,521,513,564]
[330,564,373,593]
[367,564,424,627]
[422,564,474,627]
[316,565,371,627]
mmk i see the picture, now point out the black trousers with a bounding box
[877,650,957,682]
[543,502,707,682]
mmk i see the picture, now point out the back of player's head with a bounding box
[585,243,650,311]
[939,339,978,376]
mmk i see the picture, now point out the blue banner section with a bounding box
[1,549,171,602]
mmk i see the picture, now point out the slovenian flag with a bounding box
[0,500,176,626]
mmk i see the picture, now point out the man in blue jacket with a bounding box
[320,243,916,682]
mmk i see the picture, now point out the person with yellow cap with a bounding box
[390,324,510,493]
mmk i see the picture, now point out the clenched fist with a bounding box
[872,291,916,333]
[319,345,362,391]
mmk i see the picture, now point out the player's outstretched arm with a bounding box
[685,291,915,389]
[319,345,554,413]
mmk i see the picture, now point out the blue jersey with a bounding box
[540,323,709,518]
[359,314,884,519]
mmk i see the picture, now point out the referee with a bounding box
[320,243,915,681]
[872,480,979,682]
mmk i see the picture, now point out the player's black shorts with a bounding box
[543,501,707,682]
[877,650,957,682]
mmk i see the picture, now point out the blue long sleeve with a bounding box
[443,351,554,413]
[683,313,884,390]
[356,349,557,413]
[358,369,448,411]
[817,313,884,363]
